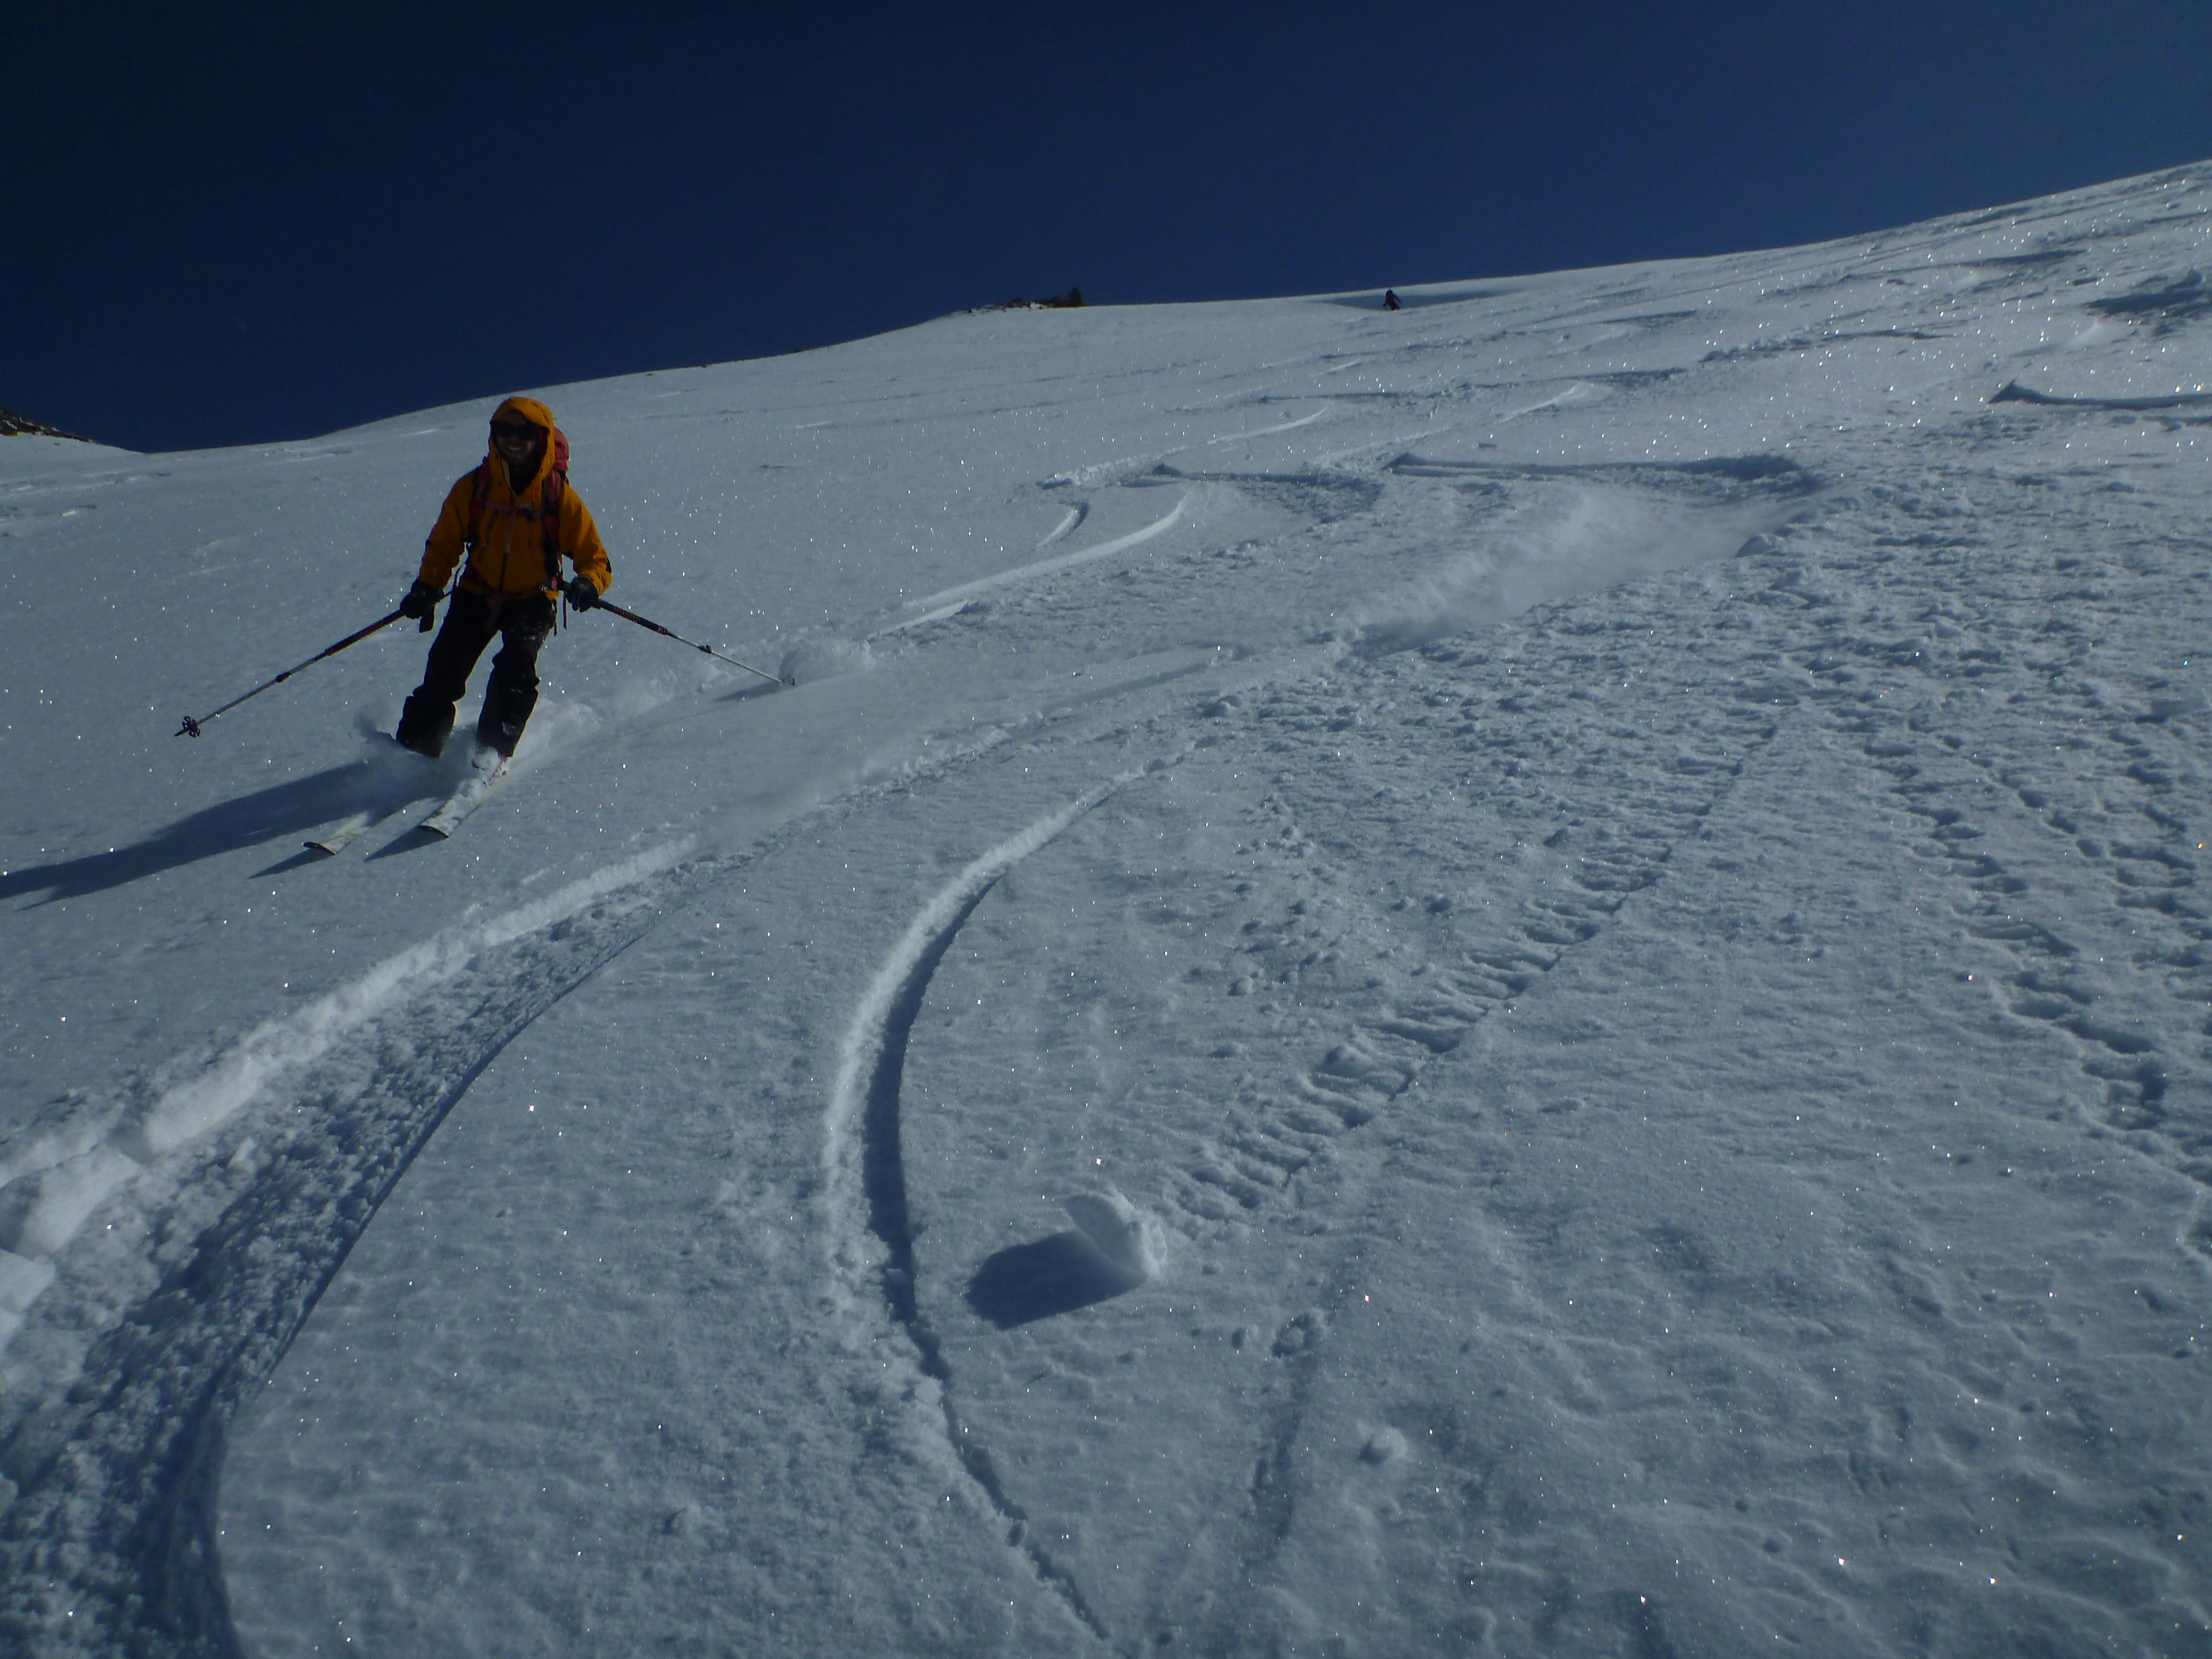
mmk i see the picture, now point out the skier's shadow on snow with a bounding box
[714,679,784,704]
[0,761,431,905]
[361,826,447,860]
[966,1232,1140,1329]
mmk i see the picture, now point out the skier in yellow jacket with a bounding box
[394,396,612,758]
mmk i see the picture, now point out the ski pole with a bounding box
[568,582,793,687]
[175,607,413,737]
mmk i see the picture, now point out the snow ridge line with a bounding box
[824,775,1142,1646]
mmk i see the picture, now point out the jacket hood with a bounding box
[488,395,558,492]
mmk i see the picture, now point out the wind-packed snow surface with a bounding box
[3,164,2210,1657]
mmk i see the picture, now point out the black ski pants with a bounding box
[396,589,556,758]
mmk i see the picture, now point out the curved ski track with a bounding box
[0,882,679,1656]
[0,803,853,1658]
[822,778,1153,1646]
[875,496,1190,637]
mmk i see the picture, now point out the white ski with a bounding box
[304,810,375,856]
[421,755,511,838]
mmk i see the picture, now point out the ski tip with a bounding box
[302,840,341,857]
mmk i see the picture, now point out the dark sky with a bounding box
[10,2,2212,454]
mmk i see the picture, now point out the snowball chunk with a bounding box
[1063,1188,1166,1286]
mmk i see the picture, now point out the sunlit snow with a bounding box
[3,163,2209,1656]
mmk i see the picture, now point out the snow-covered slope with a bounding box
[3,164,2210,1656]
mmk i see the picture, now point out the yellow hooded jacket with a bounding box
[415,396,613,600]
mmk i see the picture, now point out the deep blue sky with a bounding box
[10,2,2212,453]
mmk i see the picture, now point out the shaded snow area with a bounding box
[4,165,2212,1658]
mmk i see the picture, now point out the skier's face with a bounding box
[491,418,545,474]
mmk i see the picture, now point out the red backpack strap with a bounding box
[540,468,566,588]
[464,462,491,551]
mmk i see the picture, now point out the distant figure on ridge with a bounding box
[394,397,613,759]
[1384,290,1401,311]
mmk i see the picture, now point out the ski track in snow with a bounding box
[1107,683,1779,1261]
[837,452,1829,1647]
[1763,476,2212,1246]
[1035,502,1086,549]
[0,843,693,1653]
[1108,582,1798,1648]
[0,837,694,1328]
[1138,454,2212,1652]
[0,692,1176,1651]
[874,494,1191,636]
[1194,404,1333,445]
[858,414,2209,1648]
[822,776,1157,1645]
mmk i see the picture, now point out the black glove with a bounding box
[567,577,600,612]
[399,581,439,620]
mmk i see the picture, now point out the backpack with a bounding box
[462,427,570,589]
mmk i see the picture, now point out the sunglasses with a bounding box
[490,420,543,440]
